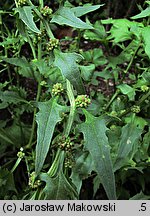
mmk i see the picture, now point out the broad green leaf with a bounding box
[102,19,142,43]
[114,123,142,171]
[71,4,104,17]
[125,115,148,130]
[0,128,14,145]
[142,27,150,59]
[51,7,93,29]
[131,7,150,19]
[0,168,17,199]
[0,91,28,104]
[79,110,116,200]
[54,50,85,94]
[117,84,135,101]
[15,6,40,33]
[71,151,94,193]
[0,38,19,46]
[35,98,65,174]
[130,191,150,200]
[79,64,95,81]
[40,171,78,199]
[1,57,33,78]
[84,21,106,41]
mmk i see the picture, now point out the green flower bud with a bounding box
[41,6,53,17]
[141,85,149,92]
[17,148,25,159]
[52,83,63,96]
[28,172,41,189]
[131,105,140,113]
[47,38,59,51]
[18,0,27,7]
[75,95,91,108]
[110,111,118,117]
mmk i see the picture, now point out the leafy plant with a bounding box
[0,0,150,200]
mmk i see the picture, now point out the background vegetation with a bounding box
[0,0,150,200]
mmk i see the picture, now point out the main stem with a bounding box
[64,79,76,137]
[26,83,41,149]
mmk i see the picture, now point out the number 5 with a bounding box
[141,203,146,211]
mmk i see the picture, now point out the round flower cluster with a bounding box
[59,137,74,152]
[141,85,149,92]
[52,83,63,96]
[47,38,59,51]
[64,156,74,168]
[75,95,91,108]
[17,147,25,159]
[41,6,53,17]
[28,172,41,189]
[131,105,140,113]
[18,0,27,7]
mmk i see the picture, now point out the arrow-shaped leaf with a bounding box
[15,6,40,33]
[35,98,65,174]
[71,4,104,17]
[51,7,93,29]
[40,171,78,199]
[54,50,85,94]
[79,110,116,200]
[114,123,142,171]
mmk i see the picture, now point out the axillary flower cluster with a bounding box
[41,6,53,17]
[47,38,59,51]
[75,95,91,108]
[17,0,27,6]
[52,83,64,96]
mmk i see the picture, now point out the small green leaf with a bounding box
[117,84,135,101]
[130,191,150,200]
[71,4,104,17]
[71,151,93,193]
[54,50,85,94]
[142,27,150,59]
[114,123,142,171]
[15,6,40,33]
[79,110,116,200]
[131,7,150,19]
[40,171,78,199]
[35,98,65,174]
[51,7,93,29]
[84,21,106,41]
[0,91,28,104]
[1,57,33,78]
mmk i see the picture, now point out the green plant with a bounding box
[0,0,150,200]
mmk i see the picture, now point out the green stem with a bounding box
[43,20,54,38]
[118,90,150,118]
[137,90,150,105]
[64,80,76,137]
[26,83,41,149]
[11,158,22,173]
[47,149,64,176]
[26,33,36,59]
[105,89,120,111]
[39,0,44,8]
[124,44,140,74]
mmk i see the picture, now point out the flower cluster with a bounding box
[41,6,53,17]
[28,172,41,189]
[131,105,140,113]
[18,0,27,7]
[64,155,74,168]
[75,95,91,108]
[47,38,59,51]
[141,85,149,92]
[52,83,63,96]
[58,136,74,152]
[17,147,25,159]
